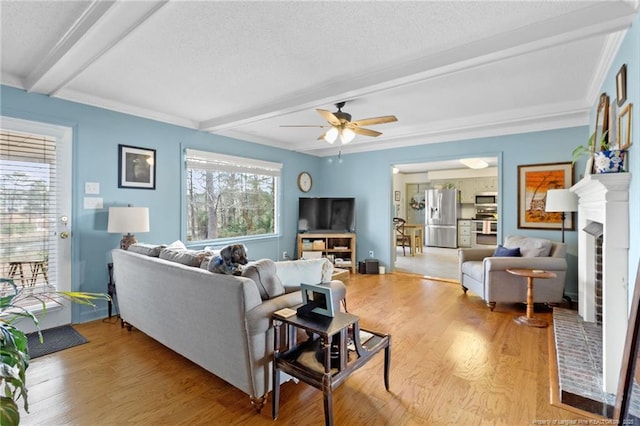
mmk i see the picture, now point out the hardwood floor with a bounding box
[20,273,593,425]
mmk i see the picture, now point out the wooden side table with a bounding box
[506,268,557,328]
[272,311,391,426]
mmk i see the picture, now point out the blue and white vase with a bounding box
[593,150,626,173]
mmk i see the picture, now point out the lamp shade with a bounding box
[545,189,578,212]
[108,207,150,233]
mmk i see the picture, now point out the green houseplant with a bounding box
[0,278,109,425]
[572,130,626,174]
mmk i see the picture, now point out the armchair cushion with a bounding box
[504,235,552,257]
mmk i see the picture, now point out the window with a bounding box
[185,149,281,242]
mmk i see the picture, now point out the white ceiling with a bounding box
[1,1,638,159]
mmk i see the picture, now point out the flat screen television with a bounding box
[298,197,356,233]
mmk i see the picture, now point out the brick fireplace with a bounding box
[571,173,631,393]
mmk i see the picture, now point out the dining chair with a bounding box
[393,217,411,256]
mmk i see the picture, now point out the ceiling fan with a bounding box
[281,101,398,144]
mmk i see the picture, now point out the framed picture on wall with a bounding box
[517,162,574,230]
[617,64,627,107]
[618,103,633,150]
[118,144,156,189]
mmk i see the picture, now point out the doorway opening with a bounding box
[392,156,499,280]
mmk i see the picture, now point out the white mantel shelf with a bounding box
[572,172,632,197]
[571,171,631,394]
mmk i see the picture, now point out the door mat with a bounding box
[27,324,88,359]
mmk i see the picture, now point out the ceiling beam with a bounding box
[26,0,168,95]
[199,2,635,133]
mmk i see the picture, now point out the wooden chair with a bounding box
[393,217,411,256]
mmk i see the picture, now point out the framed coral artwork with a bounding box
[517,162,574,230]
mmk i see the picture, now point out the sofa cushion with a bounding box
[504,235,552,257]
[160,247,211,267]
[242,259,285,300]
[275,259,333,288]
[493,245,521,257]
[127,243,166,257]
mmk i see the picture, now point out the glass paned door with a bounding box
[0,116,72,331]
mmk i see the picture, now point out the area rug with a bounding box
[27,324,88,359]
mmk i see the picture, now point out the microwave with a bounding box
[475,193,497,205]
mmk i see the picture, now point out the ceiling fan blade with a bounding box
[280,125,327,128]
[316,109,342,126]
[351,115,398,127]
[351,127,382,137]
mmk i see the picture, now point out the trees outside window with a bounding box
[185,149,281,242]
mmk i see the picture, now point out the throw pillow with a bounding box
[165,240,187,250]
[504,235,552,257]
[127,243,166,257]
[241,259,285,300]
[493,245,521,257]
[160,248,210,267]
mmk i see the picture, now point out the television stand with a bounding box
[297,233,356,274]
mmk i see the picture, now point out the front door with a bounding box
[1,116,73,332]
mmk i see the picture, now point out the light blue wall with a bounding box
[594,14,640,300]
[2,13,638,322]
[1,85,321,322]
[318,126,588,298]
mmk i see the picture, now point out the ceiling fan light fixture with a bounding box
[460,158,488,169]
[324,127,338,144]
[340,127,356,144]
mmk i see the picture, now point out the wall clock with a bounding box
[297,172,312,192]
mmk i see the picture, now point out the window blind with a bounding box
[185,148,282,177]
[0,129,57,287]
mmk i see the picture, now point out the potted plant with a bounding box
[572,131,627,174]
[0,278,109,425]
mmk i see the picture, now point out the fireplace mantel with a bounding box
[571,172,630,393]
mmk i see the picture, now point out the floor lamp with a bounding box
[545,189,578,243]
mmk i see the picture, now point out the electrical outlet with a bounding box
[369,250,374,258]
[282,251,288,260]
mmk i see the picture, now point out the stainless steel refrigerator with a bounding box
[425,189,460,248]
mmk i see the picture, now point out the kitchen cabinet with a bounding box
[459,180,476,204]
[475,177,497,192]
[458,219,472,247]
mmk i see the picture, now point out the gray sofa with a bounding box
[111,248,346,411]
[458,235,567,311]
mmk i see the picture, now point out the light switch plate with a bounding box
[85,182,100,194]
[83,197,103,209]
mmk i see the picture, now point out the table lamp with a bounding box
[108,206,149,249]
[545,189,577,243]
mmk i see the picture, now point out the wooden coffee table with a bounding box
[506,268,557,328]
